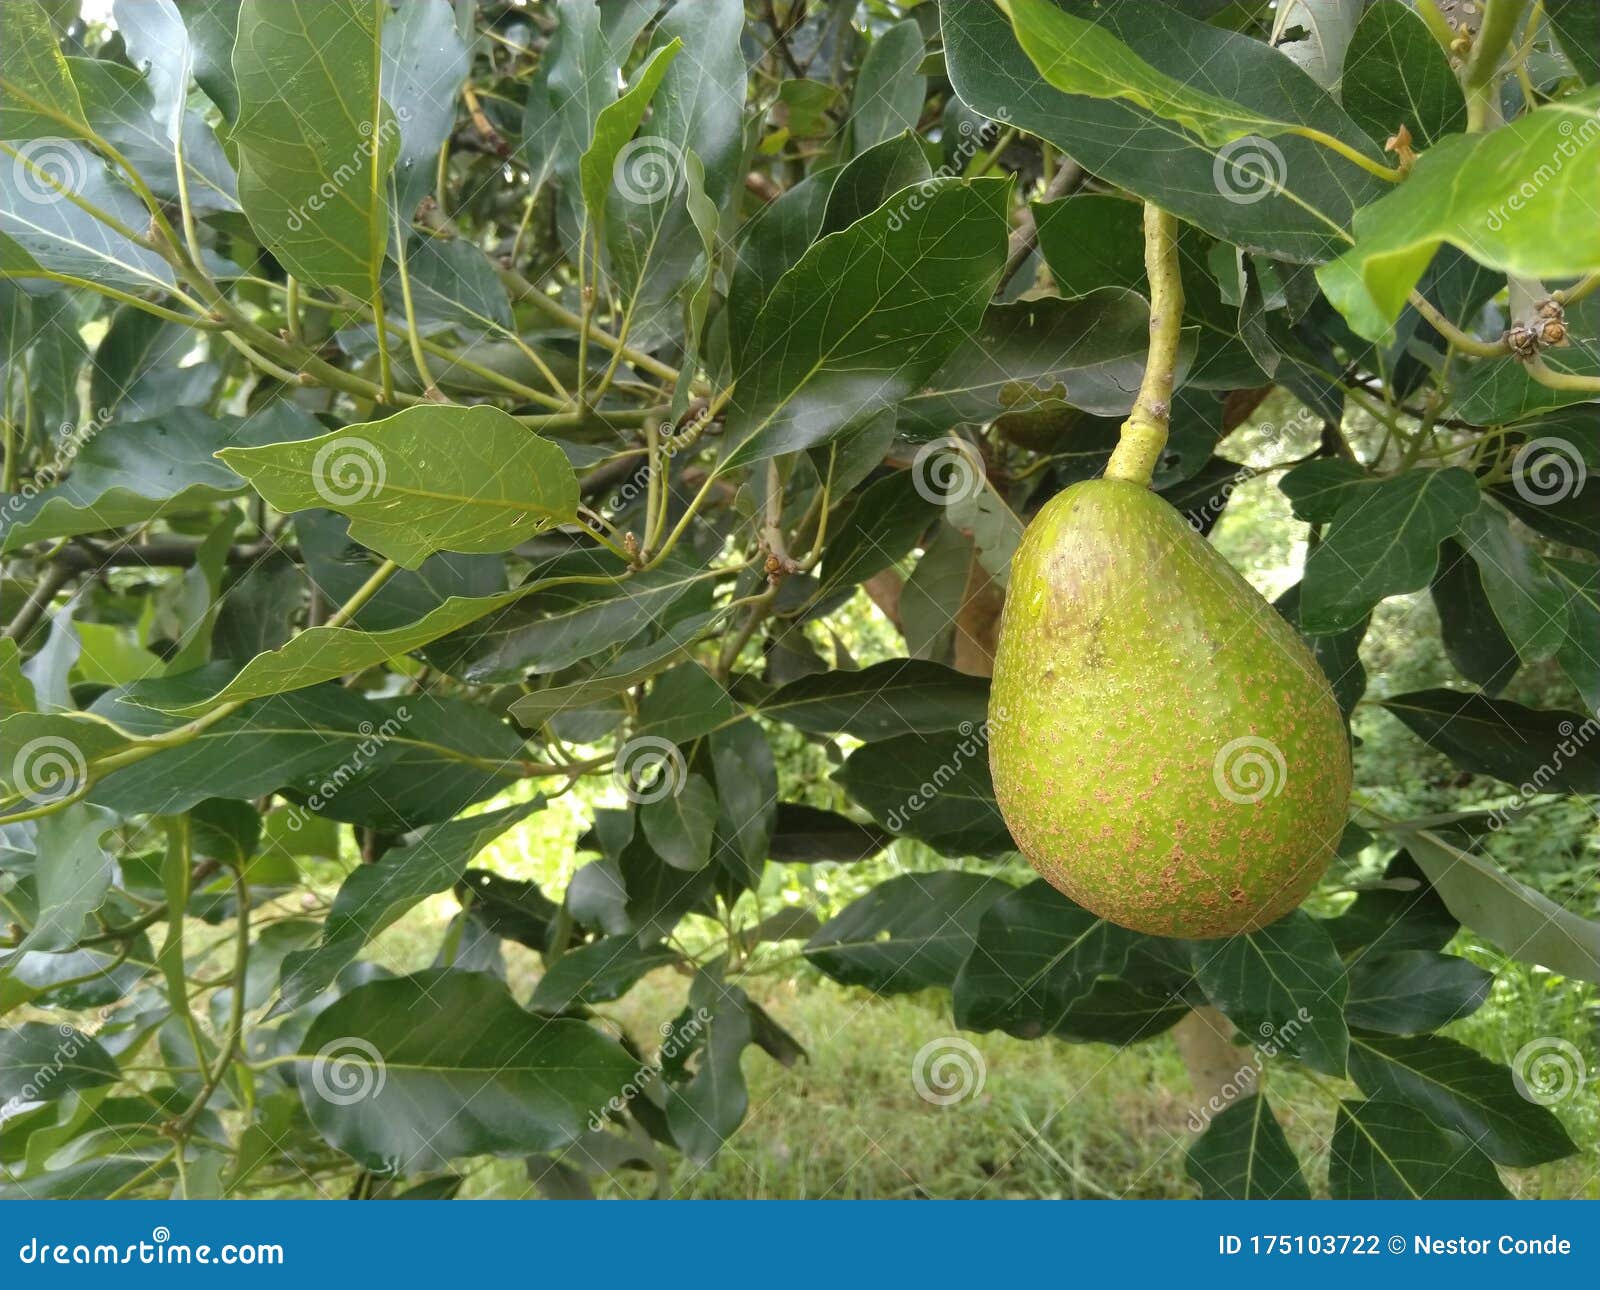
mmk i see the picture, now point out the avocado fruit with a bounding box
[989,478,1351,939]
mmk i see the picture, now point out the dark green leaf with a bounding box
[1347,1032,1575,1167]
[530,937,678,1012]
[1431,537,1519,692]
[0,1022,118,1105]
[760,660,989,740]
[297,970,638,1171]
[1185,1095,1309,1200]
[805,871,1011,994]
[1344,950,1492,1034]
[1340,0,1465,148]
[1328,1099,1510,1199]
[833,729,1013,858]
[1381,689,1600,794]
[768,803,890,864]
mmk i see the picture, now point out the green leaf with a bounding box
[805,871,1012,994]
[1004,0,1372,154]
[833,730,1014,858]
[1190,912,1350,1075]
[529,937,677,1013]
[219,405,579,570]
[760,661,990,740]
[639,772,717,872]
[1456,504,1566,663]
[0,1022,119,1107]
[946,0,1385,262]
[0,640,35,719]
[952,879,1137,1037]
[899,289,1175,434]
[1277,457,1373,523]
[850,19,926,153]
[0,0,86,137]
[768,803,890,864]
[297,970,638,1171]
[274,803,540,1013]
[1547,557,1600,709]
[1431,538,1519,692]
[635,663,738,745]
[1344,950,1493,1034]
[1400,828,1600,986]
[507,610,720,728]
[1340,0,1465,148]
[1185,1095,1310,1200]
[900,522,973,662]
[148,587,533,715]
[1329,1099,1510,1199]
[817,470,939,598]
[0,140,177,292]
[822,133,932,239]
[1318,90,1600,342]
[1381,689,1600,795]
[1300,467,1480,633]
[578,39,681,226]
[1346,1032,1575,1167]
[721,176,1010,466]
[665,971,754,1163]
[1546,0,1600,83]
[15,805,117,953]
[1455,295,1600,426]
[379,0,469,215]
[1,405,323,554]
[231,0,394,295]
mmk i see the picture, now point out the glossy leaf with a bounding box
[297,970,637,1171]
[805,872,1012,994]
[1340,0,1465,148]
[219,405,579,570]
[1300,468,1480,634]
[1185,1095,1309,1200]
[1319,90,1600,341]
[1329,1099,1509,1199]
[1400,829,1600,986]
[1343,950,1492,1034]
[1381,689,1600,795]
[1346,1032,1575,1167]
[231,0,393,295]
[1190,912,1349,1075]
[721,177,1010,466]
[760,661,990,741]
[833,730,1014,858]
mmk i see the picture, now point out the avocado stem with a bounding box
[1104,203,1184,489]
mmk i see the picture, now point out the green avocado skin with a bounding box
[989,479,1351,939]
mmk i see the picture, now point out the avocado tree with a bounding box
[1,0,1597,1200]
